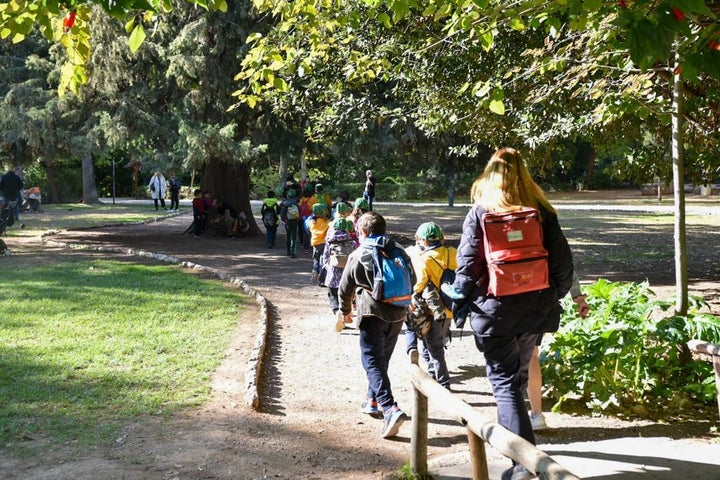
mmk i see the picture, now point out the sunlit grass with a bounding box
[0,259,247,454]
[4,203,171,238]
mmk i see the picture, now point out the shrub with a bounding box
[542,279,720,414]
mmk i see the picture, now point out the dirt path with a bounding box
[2,197,719,480]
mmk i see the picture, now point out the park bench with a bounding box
[687,339,720,421]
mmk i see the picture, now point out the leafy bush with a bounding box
[542,279,720,414]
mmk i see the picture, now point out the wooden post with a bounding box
[411,385,428,476]
[467,428,489,480]
[410,353,428,477]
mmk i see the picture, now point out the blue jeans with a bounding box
[363,191,374,211]
[405,319,450,387]
[360,316,403,411]
[266,225,277,247]
[471,329,540,445]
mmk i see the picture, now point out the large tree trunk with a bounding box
[82,154,100,204]
[201,158,260,235]
[43,158,61,204]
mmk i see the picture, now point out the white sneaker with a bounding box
[529,412,547,431]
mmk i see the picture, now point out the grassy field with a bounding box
[0,255,250,455]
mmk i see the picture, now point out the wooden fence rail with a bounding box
[409,359,579,480]
[687,339,720,421]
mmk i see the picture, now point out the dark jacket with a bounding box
[453,204,574,336]
[338,235,415,323]
[0,171,23,200]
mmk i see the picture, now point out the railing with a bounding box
[687,339,720,421]
[409,356,579,480]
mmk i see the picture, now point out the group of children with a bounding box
[190,189,249,238]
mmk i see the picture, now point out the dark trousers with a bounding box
[327,287,339,314]
[153,198,166,210]
[170,192,179,210]
[266,225,277,247]
[312,243,325,273]
[285,221,298,256]
[359,316,403,411]
[472,329,540,445]
[193,216,202,236]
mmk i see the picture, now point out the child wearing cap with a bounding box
[347,197,370,226]
[321,217,358,317]
[280,189,300,258]
[313,183,333,210]
[405,222,458,389]
[305,203,330,283]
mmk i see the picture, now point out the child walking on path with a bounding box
[305,203,330,283]
[261,191,280,248]
[405,222,457,390]
[338,211,416,438]
[321,217,358,315]
[280,190,300,258]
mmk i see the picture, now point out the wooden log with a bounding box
[409,365,579,480]
[688,339,720,421]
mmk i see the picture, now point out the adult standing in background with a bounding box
[363,169,376,211]
[148,171,167,211]
[0,168,23,221]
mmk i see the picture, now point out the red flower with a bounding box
[671,7,685,21]
[618,0,627,7]
[710,40,720,51]
[63,11,76,32]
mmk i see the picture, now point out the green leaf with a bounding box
[273,77,289,92]
[128,24,146,53]
[489,99,505,115]
[378,12,392,29]
[246,32,263,44]
[509,17,525,31]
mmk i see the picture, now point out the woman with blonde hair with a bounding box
[448,147,574,480]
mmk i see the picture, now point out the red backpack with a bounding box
[481,208,549,297]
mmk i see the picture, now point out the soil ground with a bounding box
[1,190,719,480]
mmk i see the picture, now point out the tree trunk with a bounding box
[43,158,61,204]
[200,157,260,235]
[278,154,288,191]
[671,52,688,316]
[82,154,100,204]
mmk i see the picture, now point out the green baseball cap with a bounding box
[416,222,444,242]
[354,197,369,209]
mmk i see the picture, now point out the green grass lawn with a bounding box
[4,203,170,238]
[0,258,248,455]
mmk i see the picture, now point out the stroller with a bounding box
[22,186,41,213]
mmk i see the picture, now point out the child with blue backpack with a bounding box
[338,211,416,438]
